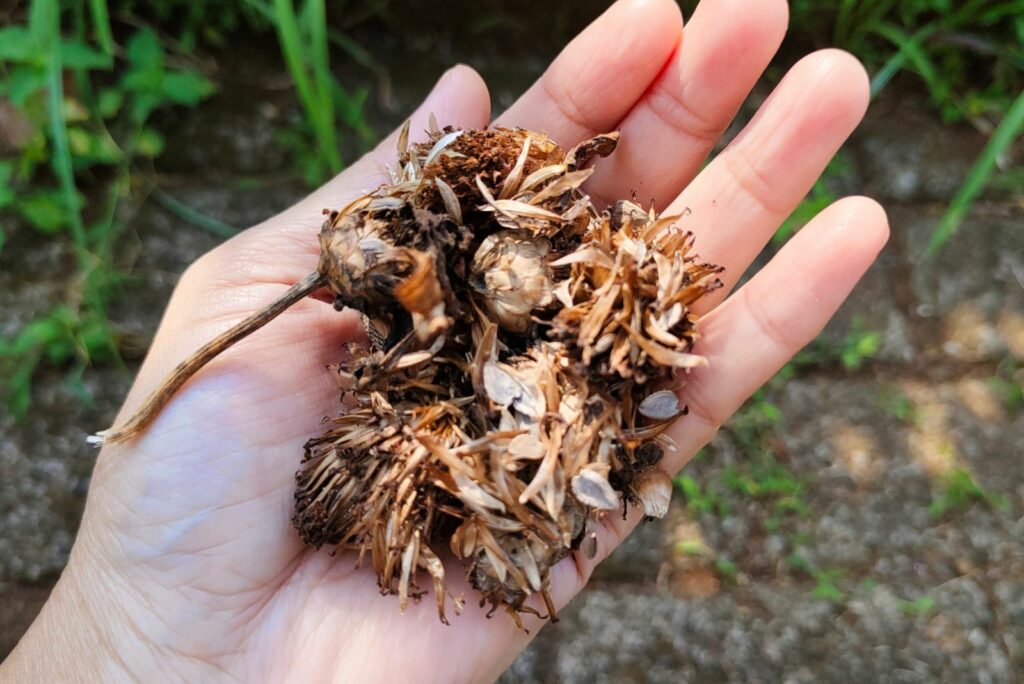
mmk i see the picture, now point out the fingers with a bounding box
[666,196,889,467]
[673,49,870,312]
[586,0,789,207]
[494,0,682,145]
[552,196,888,594]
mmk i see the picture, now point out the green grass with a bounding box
[988,358,1024,412]
[899,595,936,615]
[763,0,1024,253]
[793,318,882,372]
[810,568,846,603]
[0,1,214,414]
[929,467,1010,517]
[0,0,374,413]
[877,385,917,424]
[244,0,373,185]
[927,89,1024,254]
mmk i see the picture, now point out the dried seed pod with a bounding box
[93,124,723,627]
[470,230,554,332]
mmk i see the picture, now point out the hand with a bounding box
[2,0,887,681]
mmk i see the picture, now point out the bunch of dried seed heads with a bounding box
[96,123,723,627]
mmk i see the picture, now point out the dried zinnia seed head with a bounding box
[95,123,722,628]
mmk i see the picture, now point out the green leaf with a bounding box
[2,66,46,105]
[67,126,92,156]
[17,191,67,233]
[124,29,164,71]
[41,3,88,257]
[60,41,112,70]
[0,159,15,193]
[28,0,59,50]
[0,27,39,63]
[160,70,215,106]
[97,88,123,118]
[135,128,165,157]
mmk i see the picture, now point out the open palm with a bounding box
[4,0,888,681]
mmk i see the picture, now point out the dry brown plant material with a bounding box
[94,122,723,626]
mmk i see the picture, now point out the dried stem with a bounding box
[92,271,326,445]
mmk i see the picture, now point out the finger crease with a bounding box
[644,83,722,148]
[680,380,729,433]
[721,145,792,216]
[540,70,598,139]
[742,282,801,354]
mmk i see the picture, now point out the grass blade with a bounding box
[304,0,340,171]
[928,88,1024,255]
[88,0,115,56]
[271,0,342,175]
[150,187,240,238]
[38,0,89,262]
[873,23,949,106]
[869,24,938,98]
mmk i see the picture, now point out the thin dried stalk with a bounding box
[92,271,326,445]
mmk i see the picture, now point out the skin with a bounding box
[1,0,889,681]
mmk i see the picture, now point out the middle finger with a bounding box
[585,0,789,207]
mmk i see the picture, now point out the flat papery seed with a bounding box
[507,433,546,461]
[527,168,593,206]
[398,534,419,611]
[482,361,546,419]
[424,129,463,166]
[512,380,547,419]
[453,470,507,513]
[520,543,543,592]
[475,174,497,204]
[483,362,522,407]
[499,137,531,200]
[394,350,435,369]
[552,280,573,308]
[571,468,620,510]
[519,164,567,193]
[435,177,462,224]
[550,246,615,269]
[397,120,410,158]
[638,390,681,420]
[482,199,564,222]
[581,532,598,560]
[367,196,405,211]
[635,469,673,519]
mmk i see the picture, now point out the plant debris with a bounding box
[94,122,723,626]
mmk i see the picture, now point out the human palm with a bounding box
[3,0,888,681]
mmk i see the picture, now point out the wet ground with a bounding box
[2,7,1023,680]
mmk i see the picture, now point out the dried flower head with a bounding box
[94,122,722,627]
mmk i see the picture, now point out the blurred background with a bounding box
[1,0,1022,679]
